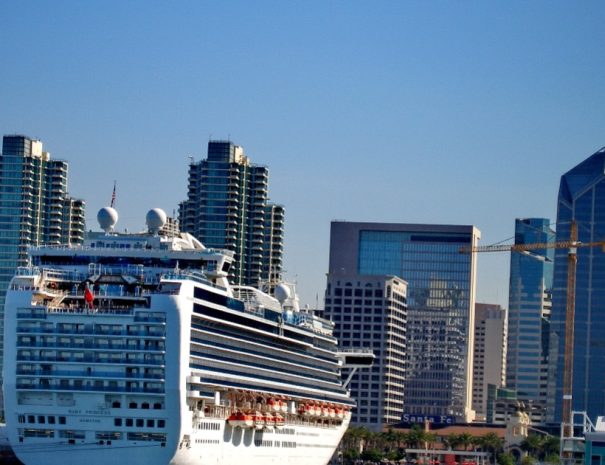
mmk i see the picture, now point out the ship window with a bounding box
[147,419,154,427]
[28,415,35,423]
[18,415,25,424]
[142,402,149,409]
[48,416,55,424]
[129,402,137,409]
[59,416,66,424]
[136,419,144,427]
[38,416,45,424]
[153,403,162,409]
[112,401,121,408]
[158,419,165,428]
[126,418,133,427]
[114,418,122,427]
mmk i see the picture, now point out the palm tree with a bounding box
[458,432,474,451]
[520,434,544,459]
[480,433,504,464]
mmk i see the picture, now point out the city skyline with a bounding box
[2,1,605,307]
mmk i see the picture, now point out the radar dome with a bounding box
[146,208,167,234]
[97,207,118,233]
[274,283,291,303]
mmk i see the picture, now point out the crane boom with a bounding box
[460,221,600,449]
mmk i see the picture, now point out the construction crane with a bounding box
[461,221,605,440]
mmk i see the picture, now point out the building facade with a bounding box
[506,218,554,424]
[326,222,480,423]
[179,141,284,287]
[549,146,605,423]
[472,303,507,421]
[324,274,407,431]
[0,135,85,374]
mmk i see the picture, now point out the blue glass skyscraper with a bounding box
[326,222,480,422]
[507,218,554,424]
[549,146,605,423]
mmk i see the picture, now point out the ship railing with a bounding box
[15,383,166,394]
[17,355,165,366]
[16,368,165,380]
[198,405,343,428]
[161,270,227,291]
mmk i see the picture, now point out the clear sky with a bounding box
[1,1,604,307]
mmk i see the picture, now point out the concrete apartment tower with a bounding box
[549,146,605,423]
[179,141,284,288]
[506,218,554,425]
[0,135,85,377]
[325,222,480,424]
[472,303,507,421]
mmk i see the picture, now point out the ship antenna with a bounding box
[110,180,117,208]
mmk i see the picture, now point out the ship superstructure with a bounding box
[3,207,371,465]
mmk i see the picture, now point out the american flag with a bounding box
[110,181,116,208]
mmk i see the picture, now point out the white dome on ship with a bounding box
[274,283,291,303]
[97,207,118,233]
[146,208,167,234]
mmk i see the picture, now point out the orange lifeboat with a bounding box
[321,405,330,417]
[264,413,276,429]
[253,411,265,429]
[335,407,345,419]
[328,406,336,418]
[274,413,285,428]
[228,411,252,428]
[280,400,288,413]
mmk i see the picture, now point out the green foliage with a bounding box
[361,448,384,463]
[496,452,515,465]
[521,455,536,465]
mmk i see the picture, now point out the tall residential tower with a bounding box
[0,135,85,374]
[179,141,284,287]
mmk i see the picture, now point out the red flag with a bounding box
[84,287,94,307]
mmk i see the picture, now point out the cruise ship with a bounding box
[3,207,373,465]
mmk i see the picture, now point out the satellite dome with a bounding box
[97,207,118,233]
[146,208,167,234]
[274,283,291,303]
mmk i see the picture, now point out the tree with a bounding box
[361,448,383,463]
[458,432,474,451]
[521,456,536,465]
[480,433,504,464]
[520,434,543,459]
[497,452,515,465]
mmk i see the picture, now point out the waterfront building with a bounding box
[326,221,481,423]
[549,146,605,423]
[506,218,554,425]
[472,303,507,421]
[179,141,284,287]
[0,135,85,376]
[324,274,407,431]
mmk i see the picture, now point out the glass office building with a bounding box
[327,222,480,422]
[549,147,605,423]
[179,141,284,288]
[507,218,554,424]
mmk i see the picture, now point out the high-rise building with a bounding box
[472,303,506,421]
[549,146,605,423]
[326,221,480,422]
[506,218,554,424]
[324,274,407,431]
[0,135,85,374]
[179,141,284,287]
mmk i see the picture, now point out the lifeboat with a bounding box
[313,404,321,416]
[253,411,265,429]
[321,405,330,417]
[335,408,345,419]
[274,413,285,428]
[344,409,352,419]
[280,400,288,413]
[264,413,276,429]
[328,407,336,418]
[228,411,252,428]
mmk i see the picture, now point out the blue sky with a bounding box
[2,1,604,306]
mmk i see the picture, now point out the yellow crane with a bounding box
[461,221,605,438]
